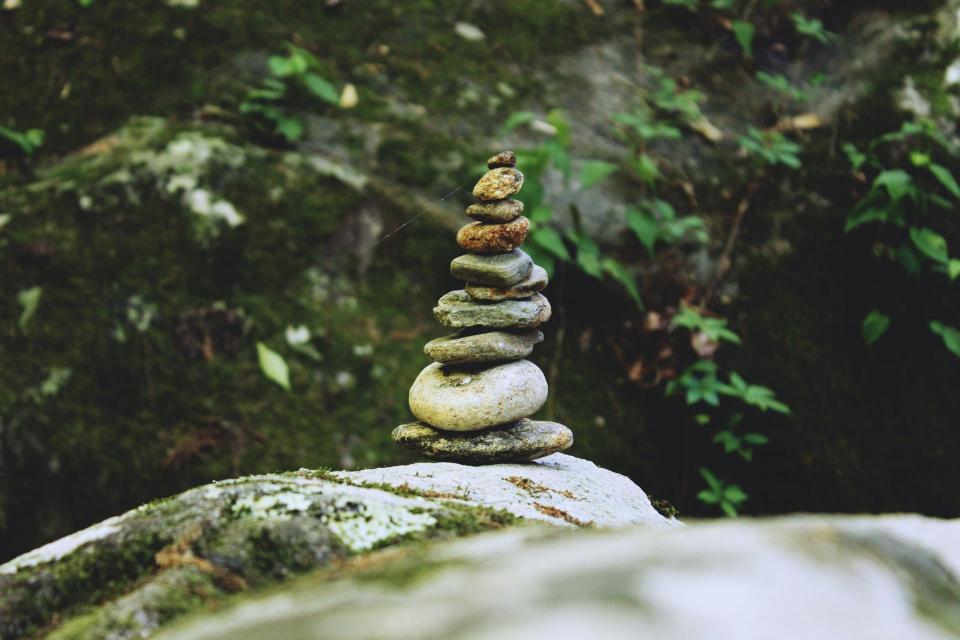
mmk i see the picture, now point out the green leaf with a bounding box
[842,143,867,171]
[580,160,618,189]
[17,286,42,331]
[873,170,913,203]
[929,164,960,199]
[257,342,291,390]
[743,433,769,445]
[602,258,644,309]
[844,208,892,233]
[576,248,603,278]
[268,56,295,77]
[909,227,949,263]
[631,154,661,185]
[303,73,340,105]
[546,109,571,146]
[731,20,756,57]
[862,310,890,345]
[276,117,304,141]
[503,110,536,132]
[626,208,660,255]
[930,321,960,358]
[531,227,570,261]
[699,467,722,492]
[949,260,960,281]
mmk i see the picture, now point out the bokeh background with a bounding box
[2,0,959,561]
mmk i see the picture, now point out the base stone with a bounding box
[392,419,573,463]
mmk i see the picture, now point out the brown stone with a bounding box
[466,199,524,223]
[456,217,529,254]
[472,168,524,201]
[486,150,517,169]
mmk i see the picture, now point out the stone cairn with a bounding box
[392,151,574,464]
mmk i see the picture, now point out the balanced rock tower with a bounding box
[392,151,574,464]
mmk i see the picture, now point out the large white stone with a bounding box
[158,515,960,640]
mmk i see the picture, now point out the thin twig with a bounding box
[700,185,755,307]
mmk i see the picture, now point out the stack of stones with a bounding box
[391,151,574,464]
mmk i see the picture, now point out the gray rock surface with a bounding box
[466,199,524,223]
[392,420,573,463]
[450,250,532,286]
[340,453,674,528]
[433,290,551,330]
[466,265,549,301]
[157,515,960,640]
[408,360,548,430]
[424,329,543,364]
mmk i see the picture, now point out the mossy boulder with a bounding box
[0,453,671,639]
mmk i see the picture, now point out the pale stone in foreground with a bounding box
[157,514,960,640]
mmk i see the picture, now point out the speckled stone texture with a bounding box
[433,290,551,330]
[424,329,543,364]
[466,265,549,301]
[466,199,524,223]
[472,167,524,201]
[450,250,533,287]
[486,150,516,169]
[392,420,573,463]
[408,360,548,431]
[456,216,530,254]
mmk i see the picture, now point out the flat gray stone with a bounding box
[466,264,549,301]
[450,250,532,287]
[392,419,573,463]
[434,290,551,329]
[466,199,524,223]
[424,329,543,364]
[408,360,547,431]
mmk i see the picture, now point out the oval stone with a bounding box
[408,360,547,430]
[466,199,524,223]
[424,329,543,364]
[434,290,551,329]
[450,249,532,286]
[466,265,549,301]
[472,167,524,201]
[456,217,529,254]
[486,150,516,169]
[392,419,573,463]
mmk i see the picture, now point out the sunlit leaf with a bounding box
[531,227,570,260]
[268,56,294,77]
[873,169,913,203]
[257,342,291,390]
[909,227,949,263]
[303,73,340,104]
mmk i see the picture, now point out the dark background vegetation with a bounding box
[1,0,959,561]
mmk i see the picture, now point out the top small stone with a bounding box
[487,150,516,169]
[473,167,524,201]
